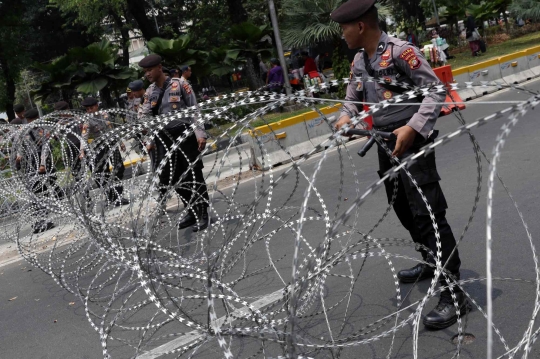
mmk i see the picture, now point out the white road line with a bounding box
[137,288,286,359]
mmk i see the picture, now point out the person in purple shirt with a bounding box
[267,58,284,93]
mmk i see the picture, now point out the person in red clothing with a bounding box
[301,51,318,75]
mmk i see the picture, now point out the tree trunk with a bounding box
[503,9,510,33]
[126,0,159,41]
[245,57,261,91]
[100,87,115,108]
[226,0,248,24]
[110,10,131,67]
[0,55,16,120]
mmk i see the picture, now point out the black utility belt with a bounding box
[373,119,410,132]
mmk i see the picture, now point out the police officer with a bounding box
[54,101,85,184]
[80,97,129,207]
[179,66,200,113]
[332,0,466,330]
[12,104,26,123]
[138,54,210,232]
[126,80,145,114]
[15,109,57,233]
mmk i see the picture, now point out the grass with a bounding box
[445,31,540,70]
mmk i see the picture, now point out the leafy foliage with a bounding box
[146,35,209,75]
[280,0,343,48]
[33,39,137,105]
[331,49,351,99]
[281,0,393,48]
[509,0,540,22]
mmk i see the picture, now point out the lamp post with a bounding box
[268,0,292,96]
[431,0,440,26]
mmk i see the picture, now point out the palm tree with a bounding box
[509,0,540,22]
[281,0,392,48]
[224,22,272,90]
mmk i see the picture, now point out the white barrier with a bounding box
[454,70,481,101]
[248,106,341,170]
[499,52,532,85]
[526,51,540,77]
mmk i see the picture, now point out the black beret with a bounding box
[330,0,376,24]
[138,54,162,68]
[180,65,190,73]
[81,97,98,107]
[54,101,70,111]
[13,104,25,113]
[128,80,144,92]
[10,118,25,125]
[24,108,39,120]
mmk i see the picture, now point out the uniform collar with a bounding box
[376,32,389,54]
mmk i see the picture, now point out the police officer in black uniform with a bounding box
[15,108,57,233]
[138,54,210,232]
[80,97,129,207]
[332,0,467,329]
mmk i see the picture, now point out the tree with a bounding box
[386,0,426,28]
[146,35,209,75]
[281,0,392,48]
[226,0,249,24]
[281,0,342,49]
[0,0,97,117]
[0,0,30,119]
[225,22,273,90]
[126,0,160,40]
[509,0,540,21]
[51,0,135,66]
[34,39,137,107]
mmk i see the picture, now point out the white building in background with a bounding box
[107,28,149,65]
[127,31,149,64]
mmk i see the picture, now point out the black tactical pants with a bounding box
[25,155,63,225]
[377,136,461,285]
[92,145,125,201]
[154,125,209,208]
[62,139,83,178]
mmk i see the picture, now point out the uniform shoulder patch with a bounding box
[182,83,192,95]
[399,47,421,70]
[171,81,180,91]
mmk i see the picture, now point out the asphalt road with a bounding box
[1,78,540,358]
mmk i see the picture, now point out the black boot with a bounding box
[192,205,209,232]
[424,291,470,329]
[178,208,197,229]
[108,187,129,207]
[397,263,435,283]
[33,220,55,234]
[114,197,130,207]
